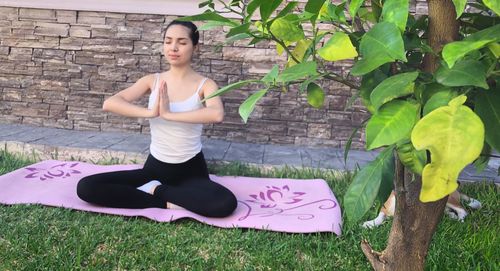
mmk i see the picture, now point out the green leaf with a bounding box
[199,21,236,31]
[270,15,304,42]
[261,65,279,84]
[366,100,420,150]
[381,0,409,32]
[321,2,347,23]
[178,11,235,24]
[423,89,458,116]
[318,32,358,61]
[344,146,394,222]
[411,95,484,202]
[276,1,299,18]
[370,71,418,111]
[396,141,427,174]
[239,89,268,123]
[488,43,500,58]
[474,143,491,173]
[202,79,260,102]
[305,0,327,14]
[435,59,488,89]
[349,0,365,18]
[226,23,251,38]
[351,22,406,75]
[442,24,500,68]
[288,39,312,66]
[451,0,466,18]
[360,69,387,114]
[246,0,265,21]
[306,83,325,108]
[443,41,495,68]
[483,0,500,16]
[420,83,452,104]
[475,90,500,152]
[276,61,318,82]
[260,0,283,22]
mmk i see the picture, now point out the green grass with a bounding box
[0,150,498,270]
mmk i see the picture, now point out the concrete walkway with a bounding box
[1,123,498,183]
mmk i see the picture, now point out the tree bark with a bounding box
[361,1,459,270]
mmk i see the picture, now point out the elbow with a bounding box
[214,110,224,123]
[102,97,111,112]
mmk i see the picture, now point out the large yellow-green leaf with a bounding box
[344,146,394,222]
[411,95,484,202]
[483,0,500,16]
[270,14,304,42]
[442,25,500,68]
[381,0,409,32]
[370,71,418,111]
[435,59,488,89]
[318,32,358,61]
[351,22,406,75]
[366,100,420,150]
[475,90,500,152]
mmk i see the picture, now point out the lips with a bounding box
[168,55,180,58]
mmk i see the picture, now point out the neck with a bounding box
[168,64,193,79]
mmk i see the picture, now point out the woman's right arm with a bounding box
[102,74,158,118]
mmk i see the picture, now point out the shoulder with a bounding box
[138,73,158,90]
[201,78,218,92]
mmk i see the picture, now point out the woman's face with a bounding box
[163,25,196,66]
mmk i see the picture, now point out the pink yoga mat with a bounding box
[0,160,342,235]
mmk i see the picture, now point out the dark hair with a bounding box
[165,20,199,46]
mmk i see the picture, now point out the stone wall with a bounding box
[0,2,427,149]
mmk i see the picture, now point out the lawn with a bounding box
[0,149,498,270]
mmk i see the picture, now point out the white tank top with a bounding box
[147,73,207,163]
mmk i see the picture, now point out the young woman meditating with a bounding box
[76,21,237,218]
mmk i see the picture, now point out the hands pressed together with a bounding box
[150,80,171,119]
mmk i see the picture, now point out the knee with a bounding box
[76,176,95,202]
[208,189,237,218]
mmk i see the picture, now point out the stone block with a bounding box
[59,37,84,50]
[82,39,133,53]
[308,123,332,139]
[115,54,138,67]
[8,47,32,61]
[56,10,77,24]
[116,26,142,40]
[36,79,69,91]
[211,60,242,75]
[12,102,49,117]
[74,120,101,131]
[70,26,91,38]
[91,25,116,38]
[19,8,55,20]
[34,22,69,37]
[74,51,115,65]
[0,7,17,20]
[2,88,22,101]
[69,78,90,91]
[133,41,162,55]
[1,37,59,49]
[97,66,128,82]
[77,13,106,25]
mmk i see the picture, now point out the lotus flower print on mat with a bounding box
[0,160,342,234]
[24,162,81,181]
[238,185,337,221]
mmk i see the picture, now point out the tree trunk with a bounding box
[360,1,459,270]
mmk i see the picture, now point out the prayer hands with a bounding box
[159,80,171,118]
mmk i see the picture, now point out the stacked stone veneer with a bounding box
[0,2,427,149]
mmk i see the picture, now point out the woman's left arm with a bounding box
[159,79,224,124]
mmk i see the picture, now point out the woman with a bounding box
[77,21,237,218]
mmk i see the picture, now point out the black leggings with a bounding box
[76,152,237,218]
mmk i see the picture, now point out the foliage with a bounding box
[181,0,499,222]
